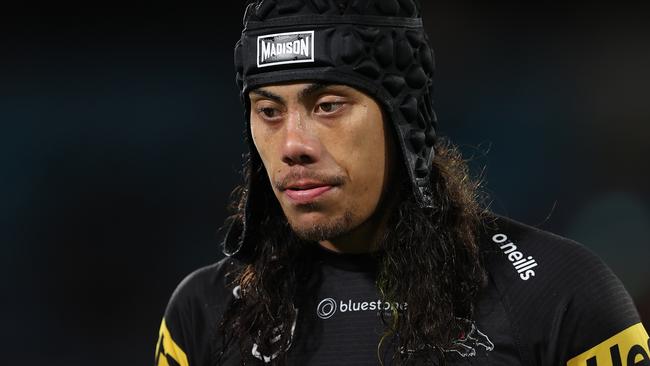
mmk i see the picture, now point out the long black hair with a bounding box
[217,137,489,365]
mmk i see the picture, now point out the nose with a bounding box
[281,109,320,166]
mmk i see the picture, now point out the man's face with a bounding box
[249,82,391,242]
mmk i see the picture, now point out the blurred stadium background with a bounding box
[1,1,648,364]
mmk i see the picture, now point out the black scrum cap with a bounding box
[225,0,438,258]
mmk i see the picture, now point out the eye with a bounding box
[315,101,344,114]
[255,106,282,120]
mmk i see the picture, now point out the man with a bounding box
[155,1,649,365]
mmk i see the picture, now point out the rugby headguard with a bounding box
[223,0,438,258]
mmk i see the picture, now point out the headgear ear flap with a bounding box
[225,0,438,258]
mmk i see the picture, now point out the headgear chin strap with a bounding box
[224,0,438,258]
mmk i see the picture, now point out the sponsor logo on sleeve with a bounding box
[257,31,315,68]
[492,233,538,281]
[155,319,189,366]
[566,323,650,366]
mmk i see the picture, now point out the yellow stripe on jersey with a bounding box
[155,318,189,366]
[567,322,650,366]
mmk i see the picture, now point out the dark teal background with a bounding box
[1,1,648,364]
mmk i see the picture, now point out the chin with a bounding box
[286,210,355,242]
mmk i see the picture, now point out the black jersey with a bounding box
[154,215,649,365]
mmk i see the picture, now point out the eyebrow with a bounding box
[298,82,332,101]
[250,82,334,105]
[250,88,284,104]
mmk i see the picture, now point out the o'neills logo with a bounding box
[492,233,538,281]
[257,31,315,68]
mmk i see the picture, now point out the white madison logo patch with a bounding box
[257,31,315,68]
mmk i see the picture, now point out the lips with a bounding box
[283,181,334,204]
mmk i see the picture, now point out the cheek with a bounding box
[249,119,277,178]
[335,106,387,201]
[249,117,265,154]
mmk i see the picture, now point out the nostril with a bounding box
[282,156,296,166]
[282,154,314,166]
[298,154,313,164]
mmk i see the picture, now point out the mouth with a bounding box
[282,181,336,204]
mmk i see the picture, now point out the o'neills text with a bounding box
[492,233,538,281]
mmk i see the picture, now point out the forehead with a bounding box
[248,82,364,101]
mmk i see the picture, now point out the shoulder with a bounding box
[478,213,635,314]
[155,257,243,366]
[479,213,606,285]
[166,257,240,311]
[477,214,648,365]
